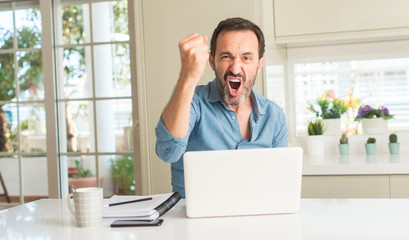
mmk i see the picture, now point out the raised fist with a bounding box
[178,33,209,83]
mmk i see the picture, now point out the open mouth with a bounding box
[229,79,241,91]
[224,72,244,97]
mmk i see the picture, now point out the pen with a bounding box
[108,197,153,207]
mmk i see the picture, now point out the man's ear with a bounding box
[256,56,265,75]
[209,54,215,71]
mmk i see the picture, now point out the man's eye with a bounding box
[221,55,232,61]
[243,56,252,61]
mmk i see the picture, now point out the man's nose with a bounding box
[229,57,242,75]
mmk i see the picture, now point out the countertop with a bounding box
[303,152,409,175]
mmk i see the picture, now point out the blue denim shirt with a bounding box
[155,79,288,197]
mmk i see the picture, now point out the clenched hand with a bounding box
[178,33,209,84]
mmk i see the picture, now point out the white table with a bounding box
[1,198,409,239]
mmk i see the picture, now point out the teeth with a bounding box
[229,79,240,82]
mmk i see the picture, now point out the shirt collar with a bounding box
[207,79,266,121]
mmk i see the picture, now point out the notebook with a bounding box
[183,147,303,218]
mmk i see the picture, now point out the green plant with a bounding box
[367,137,376,144]
[354,105,394,121]
[111,155,135,195]
[70,159,93,178]
[339,134,348,144]
[308,97,349,119]
[389,133,398,143]
[307,119,324,135]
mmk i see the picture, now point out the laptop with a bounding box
[183,147,303,218]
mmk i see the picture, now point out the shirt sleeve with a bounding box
[272,111,289,148]
[155,95,200,163]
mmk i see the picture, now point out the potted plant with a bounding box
[388,133,400,154]
[110,155,135,195]
[308,92,349,136]
[68,159,99,192]
[338,134,349,155]
[354,105,394,134]
[306,119,325,155]
[365,137,376,155]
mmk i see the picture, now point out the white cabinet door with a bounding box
[274,0,409,44]
[390,175,409,198]
[302,175,390,198]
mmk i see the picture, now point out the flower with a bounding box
[342,92,360,109]
[354,105,394,121]
[308,93,349,119]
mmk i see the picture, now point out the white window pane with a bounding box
[67,155,100,192]
[15,8,42,49]
[266,65,286,111]
[0,53,16,101]
[96,99,132,152]
[0,10,13,49]
[92,0,129,42]
[23,156,48,198]
[17,50,44,101]
[2,103,18,153]
[94,44,131,98]
[101,155,135,196]
[0,156,20,203]
[20,103,46,153]
[59,46,93,99]
[62,101,94,153]
[60,3,90,45]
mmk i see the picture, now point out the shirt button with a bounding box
[232,116,236,120]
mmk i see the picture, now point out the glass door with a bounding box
[0,0,48,207]
[53,0,136,198]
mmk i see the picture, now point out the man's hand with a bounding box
[178,33,209,84]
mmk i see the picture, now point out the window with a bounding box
[0,0,48,205]
[266,40,409,139]
[293,58,409,135]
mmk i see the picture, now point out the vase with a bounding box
[338,144,349,155]
[306,135,325,156]
[388,143,400,154]
[322,119,341,136]
[362,118,388,135]
[365,143,376,155]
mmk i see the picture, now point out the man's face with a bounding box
[209,30,264,106]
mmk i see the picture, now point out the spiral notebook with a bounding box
[183,147,303,218]
[103,192,181,221]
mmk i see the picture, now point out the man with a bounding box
[155,17,288,197]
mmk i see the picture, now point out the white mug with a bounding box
[66,187,103,227]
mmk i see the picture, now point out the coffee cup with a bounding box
[66,187,103,227]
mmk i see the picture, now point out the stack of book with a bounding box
[103,192,181,221]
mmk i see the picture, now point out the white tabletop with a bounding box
[1,198,409,239]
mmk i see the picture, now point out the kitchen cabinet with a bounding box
[274,0,409,45]
[301,175,390,198]
[302,175,409,198]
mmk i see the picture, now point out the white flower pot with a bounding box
[362,118,388,135]
[306,135,325,156]
[322,119,341,136]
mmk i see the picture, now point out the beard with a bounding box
[216,71,255,106]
